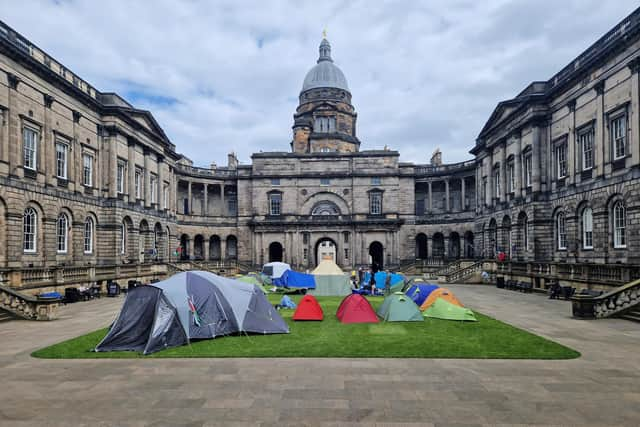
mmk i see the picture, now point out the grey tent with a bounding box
[95,271,289,354]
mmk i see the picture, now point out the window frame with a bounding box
[524,152,532,188]
[120,222,127,255]
[578,127,594,171]
[369,191,383,215]
[613,201,626,248]
[84,217,94,254]
[493,166,500,198]
[117,161,126,194]
[23,126,38,171]
[150,174,157,204]
[82,153,93,187]
[554,140,568,179]
[55,140,69,179]
[507,160,515,193]
[610,112,627,161]
[582,207,593,249]
[556,212,567,250]
[23,207,37,253]
[134,169,142,199]
[371,177,381,185]
[56,213,69,254]
[320,178,331,186]
[269,192,282,216]
[270,178,280,186]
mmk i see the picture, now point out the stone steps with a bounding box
[0,307,19,322]
[618,307,640,323]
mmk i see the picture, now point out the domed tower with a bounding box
[291,36,359,154]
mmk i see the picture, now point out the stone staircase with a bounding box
[572,277,640,321]
[443,261,485,283]
[0,307,19,322]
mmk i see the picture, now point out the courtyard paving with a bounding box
[0,284,639,426]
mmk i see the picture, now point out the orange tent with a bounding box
[419,288,463,311]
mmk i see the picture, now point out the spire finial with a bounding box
[322,28,327,39]
[318,33,332,63]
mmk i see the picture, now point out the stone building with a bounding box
[1,7,640,297]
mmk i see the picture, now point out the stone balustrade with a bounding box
[0,284,60,320]
[572,278,640,319]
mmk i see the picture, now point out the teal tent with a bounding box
[376,292,424,322]
[423,298,477,322]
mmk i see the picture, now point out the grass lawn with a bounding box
[32,295,579,359]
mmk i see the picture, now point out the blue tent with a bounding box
[405,283,439,306]
[279,295,297,309]
[272,269,316,289]
[362,271,404,287]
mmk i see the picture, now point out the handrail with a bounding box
[0,284,60,320]
[445,261,484,283]
[571,277,640,319]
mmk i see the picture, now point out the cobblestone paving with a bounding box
[1,285,639,426]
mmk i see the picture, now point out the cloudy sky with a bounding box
[2,1,638,166]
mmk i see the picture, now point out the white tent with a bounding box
[261,262,291,279]
[311,259,351,296]
[312,259,345,275]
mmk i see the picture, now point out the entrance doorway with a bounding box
[268,242,283,262]
[315,238,337,265]
[368,241,384,270]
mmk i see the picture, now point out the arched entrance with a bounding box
[209,235,221,260]
[464,231,475,258]
[449,232,460,259]
[194,235,204,260]
[268,241,283,262]
[226,235,238,260]
[368,241,384,270]
[179,234,190,260]
[487,218,498,258]
[432,233,444,258]
[315,238,337,265]
[415,233,428,260]
[502,215,512,257]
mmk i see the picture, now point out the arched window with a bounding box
[57,213,69,253]
[582,208,593,249]
[23,207,37,253]
[613,201,626,248]
[84,217,94,254]
[556,212,566,250]
[120,221,127,254]
[311,201,340,216]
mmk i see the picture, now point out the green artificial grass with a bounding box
[32,295,580,359]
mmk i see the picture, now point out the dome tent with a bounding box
[293,294,324,321]
[423,298,477,322]
[419,287,463,311]
[377,292,424,322]
[311,258,351,296]
[405,283,439,306]
[336,294,379,324]
[95,271,289,355]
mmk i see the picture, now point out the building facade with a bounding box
[1,7,640,294]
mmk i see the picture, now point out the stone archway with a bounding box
[368,241,384,270]
[464,231,475,258]
[315,237,337,266]
[416,233,428,259]
[179,234,190,260]
[194,235,204,260]
[449,232,461,259]
[268,241,283,262]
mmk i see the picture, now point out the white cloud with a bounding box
[2,0,638,166]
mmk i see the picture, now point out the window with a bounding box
[314,116,336,132]
[482,177,487,204]
[120,222,126,254]
[117,161,125,194]
[579,129,594,170]
[84,217,94,254]
[82,154,93,187]
[311,201,340,216]
[344,248,349,259]
[23,207,37,253]
[227,195,237,216]
[555,142,567,179]
[493,167,500,197]
[582,208,593,249]
[150,175,157,204]
[320,178,331,186]
[57,213,69,253]
[23,127,38,170]
[523,217,529,251]
[269,193,281,216]
[556,212,567,250]
[370,192,382,215]
[163,184,169,209]
[416,199,425,216]
[524,153,532,187]
[507,161,515,193]
[343,232,349,243]
[613,201,626,248]
[271,178,280,186]
[371,177,381,185]
[611,114,627,160]
[134,170,142,199]
[55,141,68,179]
[303,248,308,261]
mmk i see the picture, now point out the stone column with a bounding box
[127,140,136,201]
[427,181,432,213]
[445,179,450,212]
[427,237,433,259]
[515,136,523,197]
[593,82,605,177]
[0,107,7,174]
[188,238,194,261]
[203,239,209,261]
[532,126,541,192]
[71,112,81,192]
[143,149,151,208]
[157,157,165,210]
[203,183,208,216]
[221,238,226,262]
[220,184,225,216]
[6,75,21,177]
[187,181,192,214]
[108,135,117,198]
[500,144,506,202]
[43,97,54,186]
[460,177,466,211]
[567,100,576,184]
[628,59,640,166]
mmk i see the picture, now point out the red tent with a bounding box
[292,295,324,321]
[336,294,379,324]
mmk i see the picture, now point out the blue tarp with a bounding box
[272,269,317,289]
[362,272,405,287]
[279,295,297,309]
[405,283,439,306]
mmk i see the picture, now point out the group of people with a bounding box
[350,263,395,295]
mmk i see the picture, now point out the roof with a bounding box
[301,38,350,93]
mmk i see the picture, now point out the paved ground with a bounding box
[1,285,639,427]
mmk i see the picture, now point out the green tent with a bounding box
[423,298,477,322]
[376,292,424,322]
[237,275,272,294]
